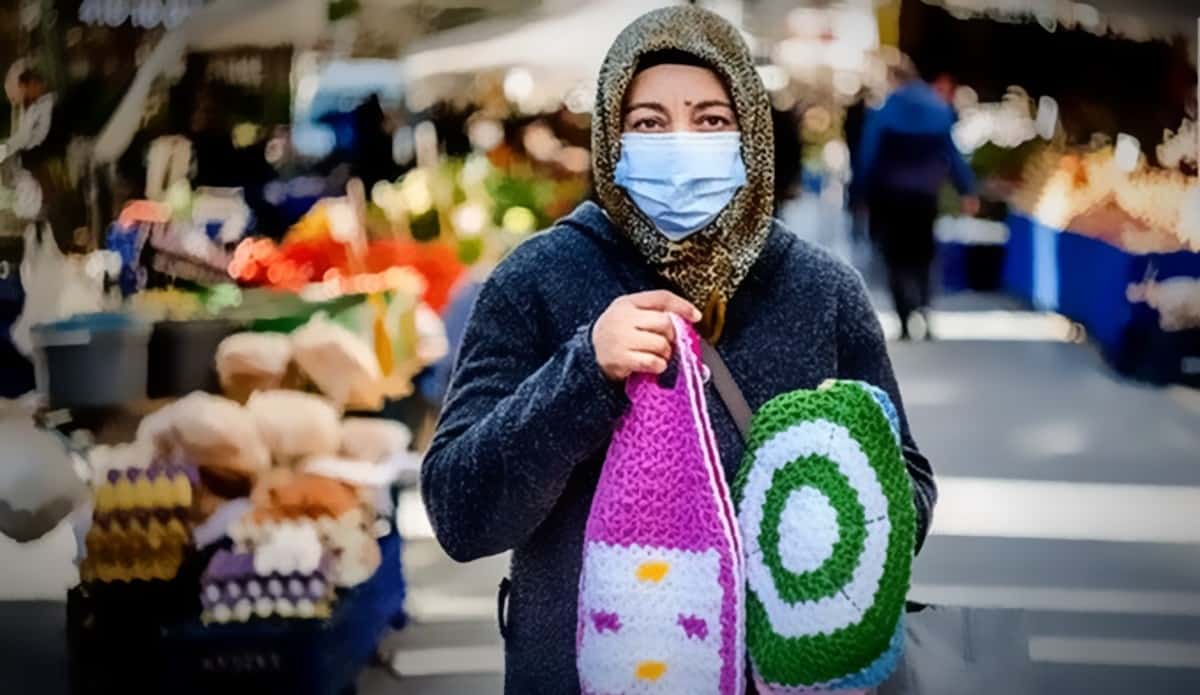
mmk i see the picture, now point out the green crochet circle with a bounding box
[758,455,866,605]
[734,381,917,687]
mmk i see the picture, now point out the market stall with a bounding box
[4,7,460,665]
[1004,147,1200,386]
[1,0,602,662]
[890,0,1200,382]
[3,171,443,692]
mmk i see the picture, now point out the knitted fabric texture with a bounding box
[733,380,915,693]
[592,6,774,340]
[201,547,335,623]
[577,316,744,695]
[82,460,197,583]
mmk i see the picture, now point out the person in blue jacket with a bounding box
[853,59,979,340]
[421,8,936,693]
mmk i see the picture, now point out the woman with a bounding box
[422,7,936,693]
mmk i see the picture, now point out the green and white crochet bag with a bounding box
[732,380,915,693]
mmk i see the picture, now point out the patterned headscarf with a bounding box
[592,6,774,342]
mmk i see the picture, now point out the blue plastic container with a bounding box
[31,313,152,408]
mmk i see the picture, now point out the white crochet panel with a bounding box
[739,419,892,639]
[578,542,723,694]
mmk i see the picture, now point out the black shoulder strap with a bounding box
[701,341,752,442]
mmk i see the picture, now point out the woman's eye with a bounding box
[631,118,665,131]
[699,115,732,129]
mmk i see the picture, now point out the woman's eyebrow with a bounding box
[691,99,734,111]
[623,101,670,115]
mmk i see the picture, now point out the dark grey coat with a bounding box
[421,201,936,694]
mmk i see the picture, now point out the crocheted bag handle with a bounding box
[667,313,745,566]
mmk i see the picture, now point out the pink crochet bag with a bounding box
[577,315,745,695]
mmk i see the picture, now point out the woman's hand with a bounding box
[592,290,701,380]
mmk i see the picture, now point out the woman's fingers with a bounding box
[626,351,668,375]
[626,328,672,359]
[594,291,697,381]
[627,290,702,322]
[632,309,676,343]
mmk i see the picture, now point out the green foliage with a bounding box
[327,0,361,22]
[485,173,554,228]
[970,139,1041,181]
[409,208,441,241]
[457,237,484,265]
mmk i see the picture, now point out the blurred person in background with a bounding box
[349,93,402,192]
[188,87,240,188]
[844,93,870,253]
[316,93,403,193]
[771,106,803,211]
[852,57,979,340]
[421,7,935,693]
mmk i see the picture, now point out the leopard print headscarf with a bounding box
[592,5,774,342]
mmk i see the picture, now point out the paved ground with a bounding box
[4,294,1200,694]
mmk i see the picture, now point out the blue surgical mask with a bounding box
[614,131,747,241]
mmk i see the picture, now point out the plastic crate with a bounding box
[161,531,405,695]
[67,544,214,695]
[68,533,405,695]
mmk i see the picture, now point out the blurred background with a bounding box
[1,1,1199,694]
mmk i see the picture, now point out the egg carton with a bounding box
[201,548,335,624]
[93,461,196,514]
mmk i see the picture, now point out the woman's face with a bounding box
[622,64,738,134]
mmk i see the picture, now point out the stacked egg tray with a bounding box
[67,546,212,695]
[80,461,197,583]
[201,548,336,624]
[68,529,405,695]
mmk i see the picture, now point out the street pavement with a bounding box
[3,296,1199,694]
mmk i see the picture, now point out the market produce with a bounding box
[290,314,385,410]
[245,390,342,467]
[236,474,380,589]
[127,288,207,322]
[215,331,297,402]
[246,471,363,524]
[137,392,272,478]
[339,417,413,463]
[302,455,406,492]
[1013,145,1200,253]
